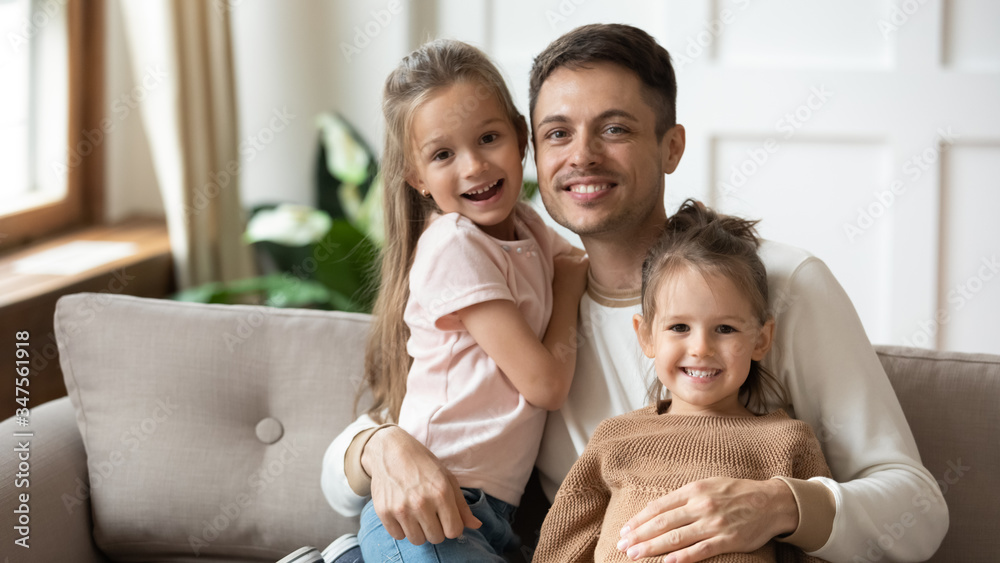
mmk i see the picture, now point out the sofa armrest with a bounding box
[0,397,109,562]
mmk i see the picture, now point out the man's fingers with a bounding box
[454,486,483,531]
[660,536,728,563]
[617,506,696,555]
[380,511,406,542]
[417,514,446,545]
[621,492,685,538]
[395,512,426,544]
[624,522,711,561]
[436,488,467,539]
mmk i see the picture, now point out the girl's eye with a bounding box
[481,133,498,144]
[717,325,737,334]
[432,150,452,161]
[668,324,689,333]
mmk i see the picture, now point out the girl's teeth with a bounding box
[467,180,500,195]
[684,368,719,378]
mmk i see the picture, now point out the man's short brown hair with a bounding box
[529,23,677,139]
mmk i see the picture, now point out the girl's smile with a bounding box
[406,81,525,240]
[634,266,774,417]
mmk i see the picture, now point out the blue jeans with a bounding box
[359,488,518,562]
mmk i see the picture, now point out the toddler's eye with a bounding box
[481,133,498,144]
[432,150,452,161]
[668,324,689,333]
[717,325,737,334]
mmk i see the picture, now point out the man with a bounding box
[322,24,948,562]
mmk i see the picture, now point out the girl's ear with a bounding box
[633,314,655,359]
[405,170,425,195]
[751,318,775,361]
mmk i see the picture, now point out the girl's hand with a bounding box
[553,250,590,299]
[363,426,482,544]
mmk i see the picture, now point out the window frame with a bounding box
[0,0,105,252]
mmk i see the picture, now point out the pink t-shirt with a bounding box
[398,203,571,506]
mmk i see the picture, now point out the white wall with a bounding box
[104,0,163,223]
[385,0,1000,355]
[229,0,416,209]
[103,0,1000,354]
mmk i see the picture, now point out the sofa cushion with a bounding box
[875,345,1000,562]
[56,293,372,562]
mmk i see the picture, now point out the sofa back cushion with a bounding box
[876,345,1000,562]
[56,294,372,562]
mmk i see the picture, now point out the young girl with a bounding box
[533,200,832,563]
[358,39,589,562]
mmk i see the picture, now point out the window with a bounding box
[0,0,68,215]
[0,0,33,209]
[0,0,103,250]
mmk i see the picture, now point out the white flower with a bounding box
[317,113,370,185]
[245,204,332,246]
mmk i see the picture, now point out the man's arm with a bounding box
[321,412,481,544]
[615,253,948,562]
[320,412,380,516]
[767,256,948,561]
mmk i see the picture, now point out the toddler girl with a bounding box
[533,200,831,562]
[358,39,588,562]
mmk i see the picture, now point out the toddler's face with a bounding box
[406,81,524,240]
[634,267,772,417]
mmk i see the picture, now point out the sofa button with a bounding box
[255,417,284,444]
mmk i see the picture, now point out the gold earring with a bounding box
[421,190,431,198]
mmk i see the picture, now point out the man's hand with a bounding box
[362,426,482,544]
[615,477,798,562]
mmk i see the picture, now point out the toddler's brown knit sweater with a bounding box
[533,405,832,563]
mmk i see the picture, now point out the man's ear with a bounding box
[633,314,655,359]
[751,318,775,362]
[660,124,686,175]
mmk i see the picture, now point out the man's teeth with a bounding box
[683,368,719,378]
[467,180,500,195]
[569,184,611,194]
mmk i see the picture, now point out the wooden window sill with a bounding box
[0,216,174,420]
[0,216,173,306]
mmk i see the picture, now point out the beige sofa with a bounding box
[0,293,997,562]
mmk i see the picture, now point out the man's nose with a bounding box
[569,132,603,168]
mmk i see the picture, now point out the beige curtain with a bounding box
[118,0,253,289]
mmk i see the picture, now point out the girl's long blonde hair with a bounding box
[361,39,528,423]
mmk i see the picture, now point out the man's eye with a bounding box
[606,125,626,135]
[669,324,689,333]
[547,130,567,140]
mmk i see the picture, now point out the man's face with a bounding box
[532,62,684,239]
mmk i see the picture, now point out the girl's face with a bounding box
[406,81,525,240]
[633,266,774,417]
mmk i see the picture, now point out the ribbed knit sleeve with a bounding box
[533,419,613,562]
